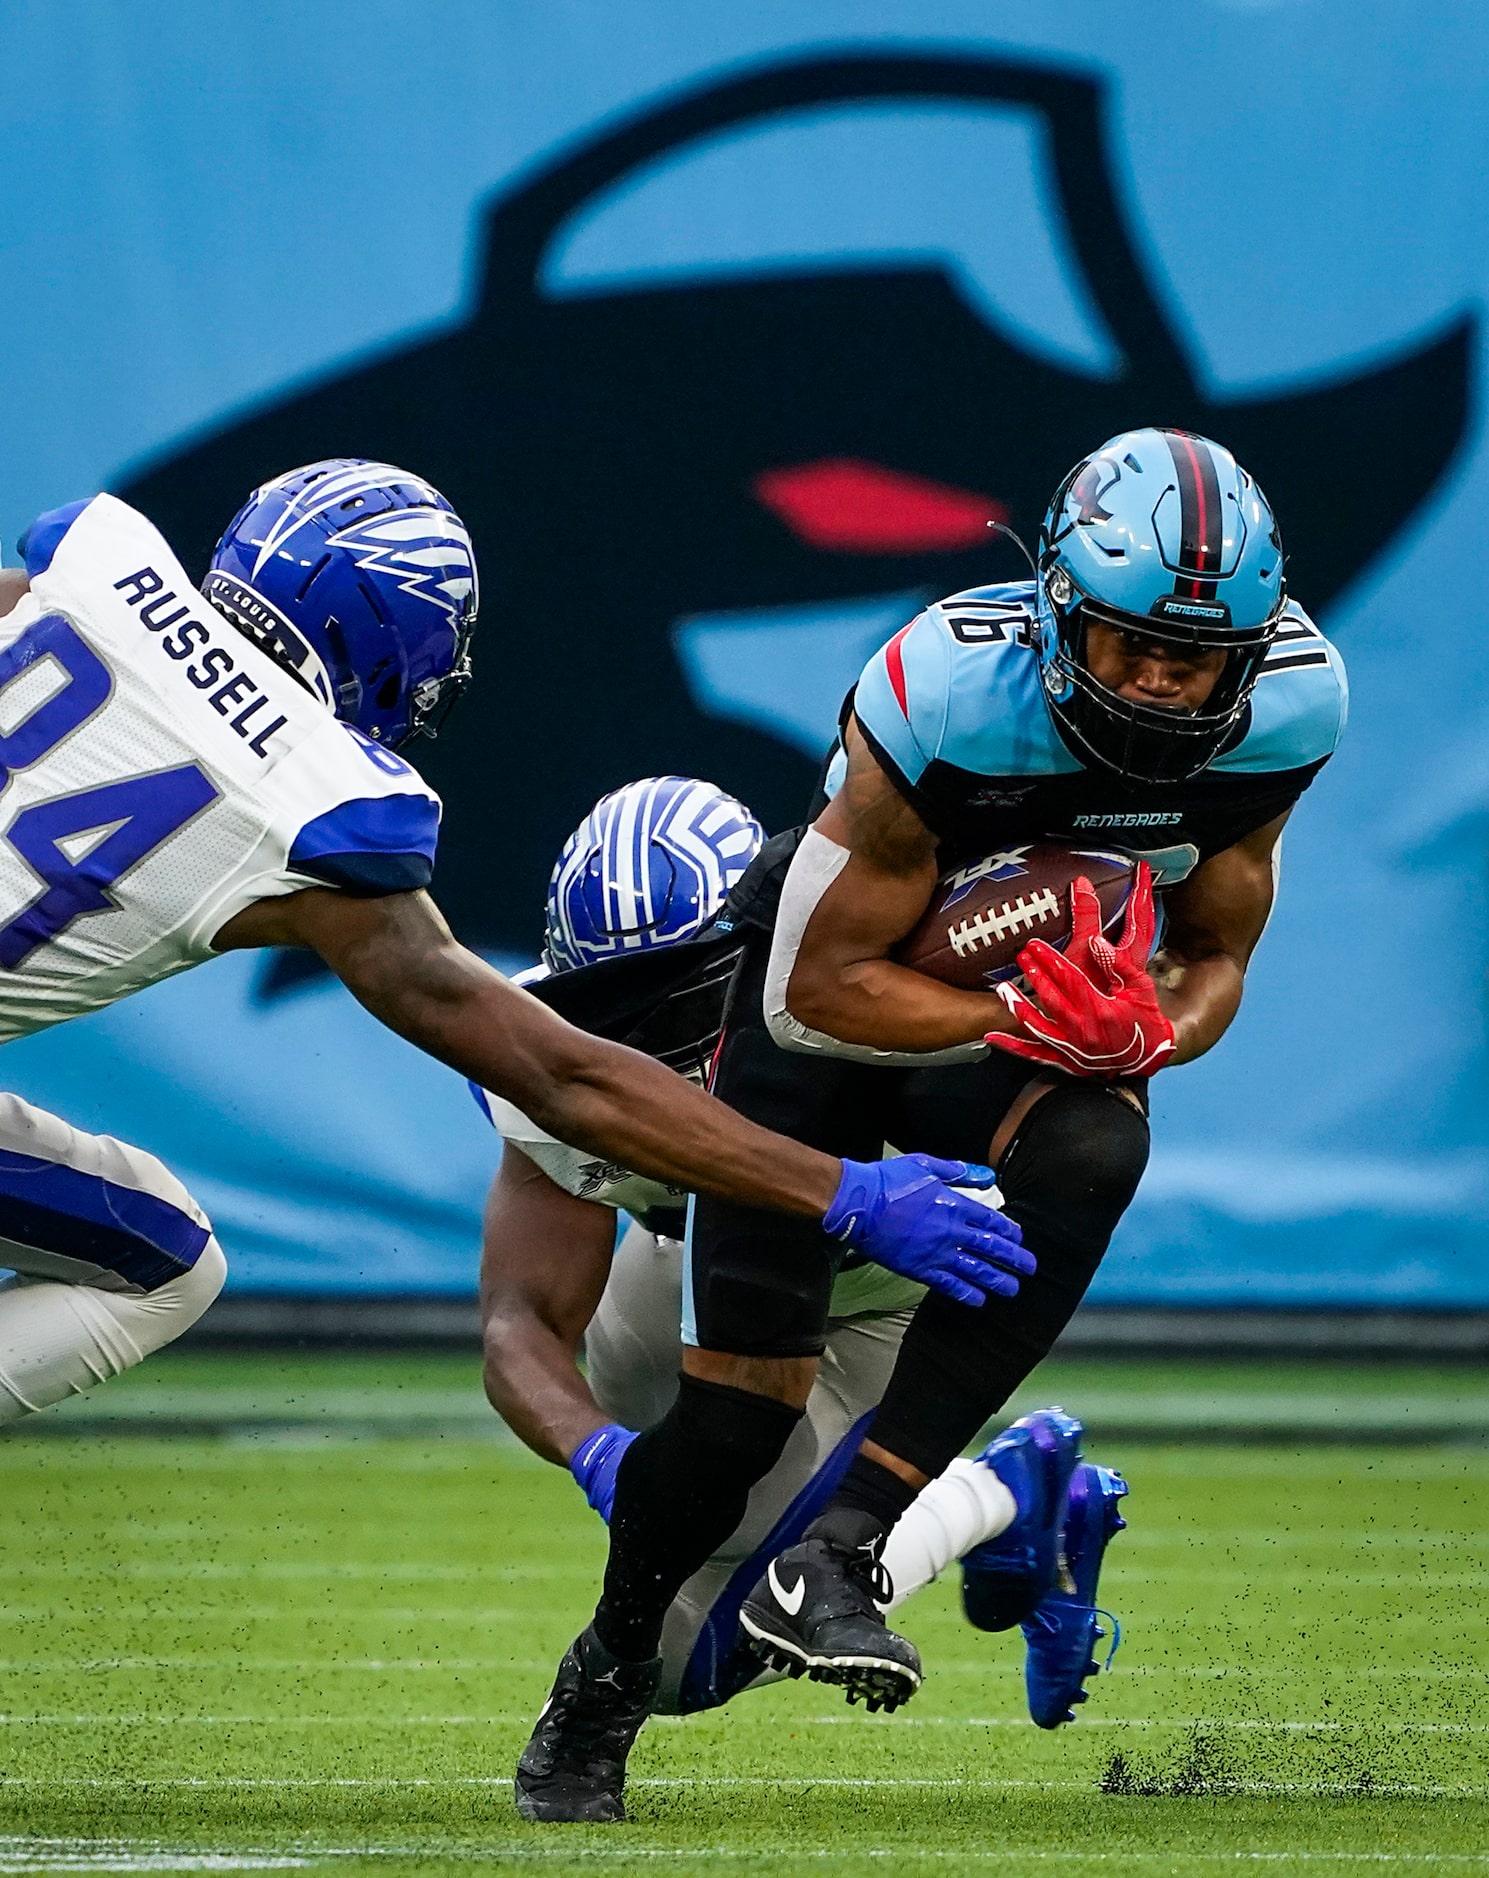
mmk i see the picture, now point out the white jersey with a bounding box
[474,1085,690,1230]
[0,494,441,1042]
[472,962,692,1229]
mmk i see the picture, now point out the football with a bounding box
[894,841,1139,991]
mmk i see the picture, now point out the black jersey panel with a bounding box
[852,708,1322,867]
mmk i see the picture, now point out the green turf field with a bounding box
[0,1352,1486,1875]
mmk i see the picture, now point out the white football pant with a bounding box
[0,1092,225,1421]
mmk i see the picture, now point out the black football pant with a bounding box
[591,937,1149,1661]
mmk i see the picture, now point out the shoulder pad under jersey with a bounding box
[1213,602,1349,776]
[853,583,1080,784]
[19,498,95,576]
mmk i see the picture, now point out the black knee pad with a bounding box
[999,1083,1150,1255]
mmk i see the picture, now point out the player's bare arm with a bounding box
[1149,809,1289,1066]
[213,887,842,1218]
[783,718,1022,1052]
[480,1145,614,1465]
[0,570,30,619]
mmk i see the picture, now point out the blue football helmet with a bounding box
[1036,428,1285,783]
[203,458,478,747]
[544,777,764,973]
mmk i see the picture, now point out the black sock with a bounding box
[807,1454,920,1552]
[593,1373,803,1662]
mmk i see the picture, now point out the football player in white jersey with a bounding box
[471,780,1127,1785]
[0,460,1031,1425]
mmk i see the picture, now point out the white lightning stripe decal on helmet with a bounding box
[245,461,446,579]
[329,508,478,629]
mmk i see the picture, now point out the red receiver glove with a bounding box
[985,863,1176,1079]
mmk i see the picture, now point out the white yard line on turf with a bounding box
[0,1855,311,1870]
[18,1853,1489,1871]
[1113,1532,1489,1548]
[331,1855,1489,1866]
[0,1661,570,1672]
[0,1563,590,1582]
[5,1716,1489,1734]
[790,1717,1489,1733]
[330,1856,1489,1866]
[1102,1571,1489,1589]
[0,1609,539,1624]
[7,1660,1488,1680]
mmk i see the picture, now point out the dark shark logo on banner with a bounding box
[115,49,1473,978]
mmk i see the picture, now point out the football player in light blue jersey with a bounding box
[733,427,1345,1697]
[520,428,1347,1824]
[475,778,1127,1740]
[0,461,1024,1435]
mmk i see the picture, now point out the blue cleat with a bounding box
[960,1408,1084,1633]
[1023,1461,1129,1729]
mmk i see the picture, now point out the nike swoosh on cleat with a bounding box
[767,1559,807,1616]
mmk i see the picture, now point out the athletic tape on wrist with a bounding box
[763,828,989,1068]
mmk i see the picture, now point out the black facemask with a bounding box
[1043,595,1278,785]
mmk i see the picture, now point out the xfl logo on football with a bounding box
[939,846,1033,910]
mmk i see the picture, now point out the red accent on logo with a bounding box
[753,458,1008,554]
[885,624,913,719]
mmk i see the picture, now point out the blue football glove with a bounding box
[823,1155,1033,1308]
[569,1422,637,1524]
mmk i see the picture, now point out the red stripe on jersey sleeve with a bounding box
[884,625,913,720]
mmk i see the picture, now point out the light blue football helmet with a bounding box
[204,458,478,747]
[1036,428,1285,782]
[543,776,764,973]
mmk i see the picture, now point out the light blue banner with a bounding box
[1,1,1485,1302]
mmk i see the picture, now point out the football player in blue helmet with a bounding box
[544,776,765,973]
[1034,428,1285,784]
[519,427,1346,1824]
[476,775,776,1455]
[202,457,477,746]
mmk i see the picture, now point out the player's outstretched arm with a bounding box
[216,889,1032,1302]
[217,886,840,1217]
[1148,811,1291,1066]
[778,719,1023,1054]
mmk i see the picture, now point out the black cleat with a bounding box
[514,1625,661,1824]
[738,1532,922,1712]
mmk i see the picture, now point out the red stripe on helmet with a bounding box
[1166,431,1224,600]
